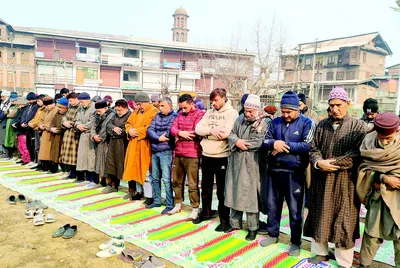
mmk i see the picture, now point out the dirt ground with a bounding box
[0,185,392,268]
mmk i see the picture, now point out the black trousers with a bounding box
[200,155,230,224]
[26,129,36,162]
[110,175,120,189]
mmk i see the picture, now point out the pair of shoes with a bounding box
[288,244,300,256]
[52,224,78,239]
[216,223,231,232]
[118,248,145,263]
[192,215,210,224]
[246,230,258,241]
[7,194,26,205]
[96,236,125,258]
[260,236,279,247]
[134,255,165,268]
[132,192,144,200]
[308,255,329,264]
[102,185,118,194]
[146,203,161,209]
[161,207,173,215]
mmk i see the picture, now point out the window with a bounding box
[315,56,323,67]
[180,60,186,70]
[21,52,30,64]
[124,49,139,58]
[7,51,15,64]
[305,57,312,66]
[79,47,87,54]
[7,71,13,87]
[336,71,344,80]
[346,71,355,80]
[175,32,179,41]
[181,33,184,42]
[21,72,29,88]
[363,53,367,63]
[123,71,139,82]
[326,72,334,81]
[314,73,321,81]
[328,56,336,64]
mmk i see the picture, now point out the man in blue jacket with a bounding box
[260,91,315,256]
[147,97,177,214]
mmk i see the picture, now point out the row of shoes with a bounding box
[96,236,165,267]
[24,199,56,226]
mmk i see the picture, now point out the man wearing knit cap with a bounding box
[304,86,367,267]
[48,98,69,175]
[123,92,158,204]
[224,94,268,241]
[261,91,315,256]
[356,112,400,267]
[75,92,97,186]
[298,93,319,124]
[21,92,39,164]
[59,92,82,180]
[151,94,160,110]
[194,88,239,232]
[361,98,379,132]
[91,100,114,187]
[103,95,113,107]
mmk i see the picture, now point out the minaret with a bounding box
[172,7,189,42]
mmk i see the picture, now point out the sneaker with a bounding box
[87,182,100,188]
[96,242,125,258]
[102,185,117,194]
[289,244,300,256]
[260,236,279,247]
[161,207,173,215]
[122,192,134,200]
[146,203,161,209]
[98,235,124,250]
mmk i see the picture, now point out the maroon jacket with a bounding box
[170,108,204,158]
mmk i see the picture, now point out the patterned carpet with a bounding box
[0,160,395,267]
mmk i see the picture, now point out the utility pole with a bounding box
[309,39,320,101]
[292,44,302,91]
[275,45,285,105]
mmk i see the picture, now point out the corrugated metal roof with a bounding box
[14,26,254,56]
[285,32,392,56]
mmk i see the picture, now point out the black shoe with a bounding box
[100,178,107,187]
[223,226,239,233]
[192,215,210,225]
[21,162,29,166]
[132,192,144,200]
[245,230,257,241]
[143,198,153,206]
[16,160,23,164]
[216,222,231,232]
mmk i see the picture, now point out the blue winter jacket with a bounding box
[264,114,315,171]
[147,110,178,153]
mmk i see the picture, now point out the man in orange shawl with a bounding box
[122,92,158,204]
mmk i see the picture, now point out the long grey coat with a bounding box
[91,109,114,177]
[224,114,268,213]
[75,102,96,172]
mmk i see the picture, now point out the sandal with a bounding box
[24,207,43,219]
[45,213,56,223]
[7,195,16,205]
[33,211,45,226]
[17,194,26,203]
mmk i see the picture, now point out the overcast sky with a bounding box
[2,0,399,66]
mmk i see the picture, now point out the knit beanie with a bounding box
[57,97,68,107]
[363,98,379,113]
[373,112,399,136]
[151,94,160,102]
[78,92,91,100]
[1,90,11,97]
[135,92,150,102]
[10,92,18,102]
[91,95,102,102]
[103,95,113,103]
[280,91,300,110]
[264,105,277,114]
[241,94,249,105]
[328,87,348,101]
[297,93,307,105]
[244,94,261,110]
[26,92,37,101]
[95,101,108,109]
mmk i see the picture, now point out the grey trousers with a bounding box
[359,231,400,266]
[230,209,259,231]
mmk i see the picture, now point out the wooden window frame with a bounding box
[336,71,344,80]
